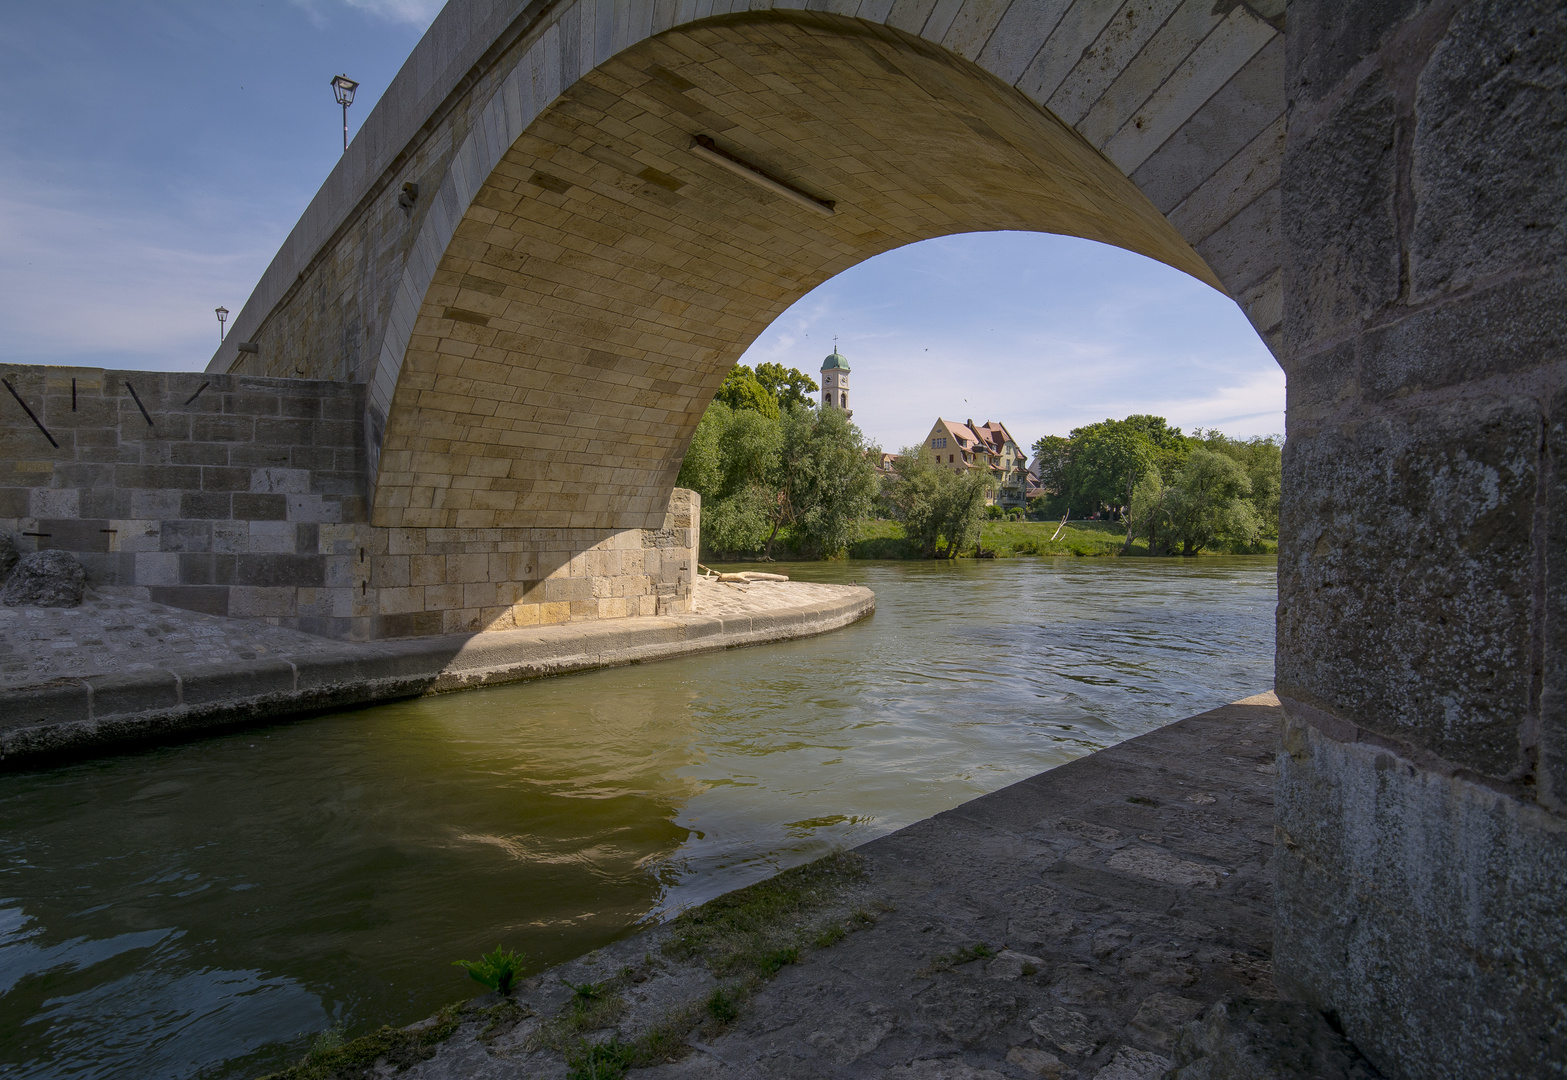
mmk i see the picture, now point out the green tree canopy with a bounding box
[713,362,819,416]
[1030,435,1073,495]
[1062,420,1156,538]
[1164,449,1260,556]
[887,446,991,558]
[676,399,876,558]
[752,362,819,410]
[713,369,780,419]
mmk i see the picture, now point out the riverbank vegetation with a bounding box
[1031,418,1281,556]
[678,371,1280,560]
[845,518,1276,559]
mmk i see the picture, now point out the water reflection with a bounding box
[0,557,1275,1079]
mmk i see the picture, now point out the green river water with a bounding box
[0,557,1276,1079]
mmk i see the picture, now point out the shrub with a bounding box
[453,946,526,995]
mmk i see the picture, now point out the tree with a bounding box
[676,398,876,559]
[1063,421,1155,546]
[713,369,779,419]
[752,362,819,410]
[939,461,993,557]
[887,446,990,558]
[1165,449,1260,556]
[889,445,950,557]
[1030,435,1073,498]
[676,402,782,554]
[1129,467,1172,556]
[1192,429,1282,539]
[786,405,879,557]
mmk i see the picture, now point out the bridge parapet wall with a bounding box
[0,366,695,640]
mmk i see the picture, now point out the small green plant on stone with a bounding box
[308,1026,345,1056]
[756,946,799,975]
[706,986,739,1023]
[453,945,525,995]
[925,942,997,974]
[260,1005,465,1080]
[566,1036,639,1080]
[562,977,606,1002]
[814,924,846,948]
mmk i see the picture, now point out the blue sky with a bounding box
[0,1,1283,454]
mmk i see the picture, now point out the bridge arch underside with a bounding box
[370,12,1279,533]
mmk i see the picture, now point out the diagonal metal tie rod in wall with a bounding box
[689,135,835,217]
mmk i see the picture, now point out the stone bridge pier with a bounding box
[0,0,1559,1072]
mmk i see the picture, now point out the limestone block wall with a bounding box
[1273,1,1566,1076]
[0,366,697,641]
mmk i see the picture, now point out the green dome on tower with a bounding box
[820,350,850,372]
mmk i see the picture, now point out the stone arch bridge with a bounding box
[0,2,1559,1074]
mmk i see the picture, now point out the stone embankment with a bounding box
[278,693,1377,1080]
[0,576,872,766]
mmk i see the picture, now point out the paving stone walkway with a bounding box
[0,577,845,690]
[379,695,1371,1080]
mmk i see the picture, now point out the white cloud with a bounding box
[343,0,445,25]
[0,179,282,370]
[290,0,445,28]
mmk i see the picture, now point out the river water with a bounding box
[0,557,1275,1079]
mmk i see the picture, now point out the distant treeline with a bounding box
[678,375,1280,560]
[1031,416,1281,555]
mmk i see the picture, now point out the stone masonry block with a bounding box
[246,521,296,554]
[200,467,250,492]
[29,488,78,518]
[1360,268,1567,399]
[286,494,340,523]
[1275,713,1567,1078]
[232,493,287,521]
[180,492,231,520]
[159,520,212,553]
[1286,0,1422,109]
[463,581,499,608]
[1541,384,1567,809]
[544,576,591,604]
[1278,395,1538,778]
[252,467,311,494]
[423,583,465,611]
[228,586,296,618]
[1410,0,1567,299]
[373,555,411,588]
[233,553,324,589]
[134,551,180,587]
[212,520,249,553]
[130,489,183,520]
[111,520,162,553]
[1282,66,1401,357]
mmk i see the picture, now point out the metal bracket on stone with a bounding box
[3,378,58,448]
[184,381,210,406]
[124,381,154,427]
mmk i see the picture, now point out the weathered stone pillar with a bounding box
[1275,1,1565,1075]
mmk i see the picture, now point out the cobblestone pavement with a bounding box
[0,579,859,690]
[0,591,332,689]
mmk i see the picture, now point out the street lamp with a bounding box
[215,306,229,343]
[330,74,359,152]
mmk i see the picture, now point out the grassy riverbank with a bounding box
[839,519,1277,559]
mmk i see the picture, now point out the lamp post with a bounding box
[330,74,359,152]
[215,306,229,343]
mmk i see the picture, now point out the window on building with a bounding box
[839,393,846,407]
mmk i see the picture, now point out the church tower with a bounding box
[820,345,851,416]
